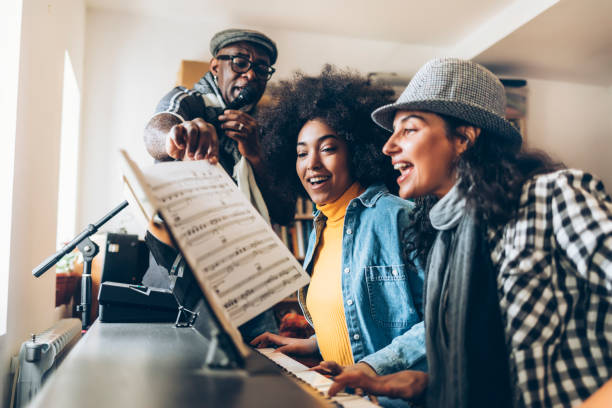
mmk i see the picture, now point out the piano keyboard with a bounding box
[256,348,379,407]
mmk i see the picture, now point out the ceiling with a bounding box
[87,0,612,86]
[86,0,515,46]
[475,0,612,85]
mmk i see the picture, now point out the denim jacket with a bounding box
[297,184,427,375]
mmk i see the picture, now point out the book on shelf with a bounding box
[119,150,310,359]
[270,195,315,261]
[296,196,304,216]
[288,225,299,260]
[294,220,306,260]
[304,199,314,216]
[279,225,291,252]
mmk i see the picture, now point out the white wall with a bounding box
[0,0,85,405]
[77,9,443,233]
[79,10,612,234]
[525,78,612,190]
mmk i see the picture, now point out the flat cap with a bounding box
[210,28,278,64]
[371,58,522,146]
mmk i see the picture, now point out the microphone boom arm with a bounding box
[32,200,129,277]
[32,200,129,330]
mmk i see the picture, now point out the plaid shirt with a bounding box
[488,169,612,407]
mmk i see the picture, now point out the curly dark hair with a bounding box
[258,65,397,198]
[402,195,439,261]
[404,114,564,257]
[442,115,565,226]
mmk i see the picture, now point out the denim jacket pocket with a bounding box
[364,265,416,328]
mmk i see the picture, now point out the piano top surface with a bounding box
[29,321,332,408]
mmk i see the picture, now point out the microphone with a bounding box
[226,85,258,110]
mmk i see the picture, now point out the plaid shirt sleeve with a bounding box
[551,170,612,293]
[490,169,612,408]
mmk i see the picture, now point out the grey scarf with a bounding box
[424,183,512,408]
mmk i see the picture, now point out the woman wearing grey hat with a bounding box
[327,58,612,408]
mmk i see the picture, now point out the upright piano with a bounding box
[29,321,380,408]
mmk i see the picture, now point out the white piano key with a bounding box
[314,382,332,394]
[254,348,380,407]
[295,370,331,385]
[333,394,379,408]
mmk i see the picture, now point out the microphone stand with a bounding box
[32,201,129,330]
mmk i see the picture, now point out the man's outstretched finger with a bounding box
[186,118,217,161]
[194,128,210,160]
[183,122,201,158]
[205,127,219,162]
[176,124,189,146]
[167,125,187,159]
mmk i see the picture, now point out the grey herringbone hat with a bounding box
[371,58,522,145]
[210,28,278,64]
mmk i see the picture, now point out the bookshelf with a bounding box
[274,196,314,262]
[272,196,314,333]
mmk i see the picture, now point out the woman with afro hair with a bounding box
[251,66,429,399]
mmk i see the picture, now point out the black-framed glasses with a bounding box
[216,54,276,81]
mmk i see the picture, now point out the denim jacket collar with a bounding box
[312,184,388,222]
[355,184,388,207]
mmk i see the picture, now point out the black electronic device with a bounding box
[226,84,258,110]
[98,281,178,323]
[97,232,149,285]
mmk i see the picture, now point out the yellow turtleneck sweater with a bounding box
[306,182,364,366]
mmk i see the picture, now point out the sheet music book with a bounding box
[119,150,310,358]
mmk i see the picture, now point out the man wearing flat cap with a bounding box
[143,28,289,341]
[144,28,290,225]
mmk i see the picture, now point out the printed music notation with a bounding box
[134,159,310,327]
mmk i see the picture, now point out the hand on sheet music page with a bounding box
[327,369,428,401]
[218,110,262,167]
[166,118,219,162]
[250,332,318,356]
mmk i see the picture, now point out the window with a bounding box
[56,51,81,248]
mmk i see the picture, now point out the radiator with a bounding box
[11,318,82,408]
